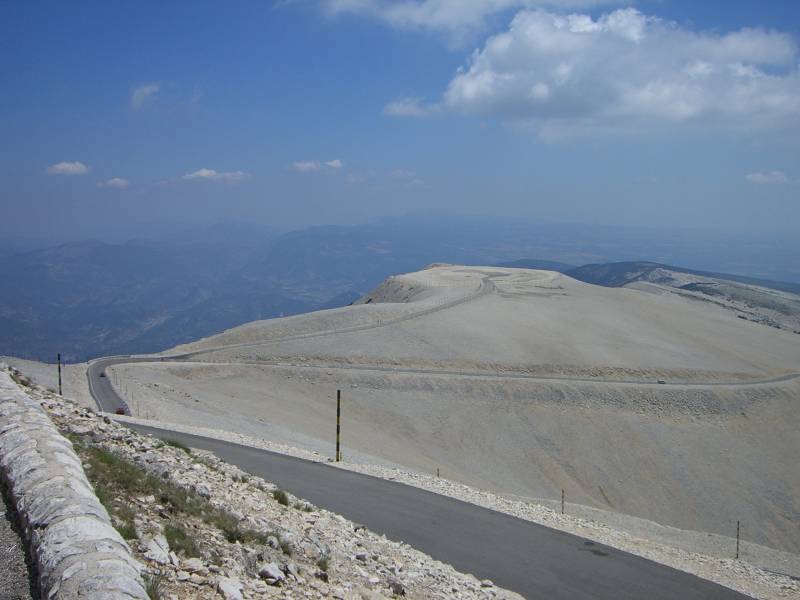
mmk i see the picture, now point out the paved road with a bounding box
[86,356,164,414]
[88,354,800,419]
[122,423,750,600]
[85,367,753,599]
[184,358,800,389]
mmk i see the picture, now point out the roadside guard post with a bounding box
[336,389,341,462]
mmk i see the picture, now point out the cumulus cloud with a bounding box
[97,177,130,189]
[385,8,800,138]
[746,171,789,184]
[321,0,621,40]
[291,159,344,172]
[181,168,251,182]
[46,161,90,175]
[130,83,160,109]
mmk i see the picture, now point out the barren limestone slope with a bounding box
[116,266,799,553]
[177,266,800,378]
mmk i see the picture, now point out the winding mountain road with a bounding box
[87,358,753,599]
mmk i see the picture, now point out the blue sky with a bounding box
[2,0,798,241]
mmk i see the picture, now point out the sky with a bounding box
[2,0,799,242]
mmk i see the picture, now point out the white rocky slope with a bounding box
[5,265,800,592]
[101,266,800,555]
[622,267,800,334]
[10,369,521,600]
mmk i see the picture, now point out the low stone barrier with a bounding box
[0,368,147,599]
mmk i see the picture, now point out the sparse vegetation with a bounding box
[74,442,275,555]
[316,556,330,572]
[273,488,289,506]
[113,503,137,540]
[144,571,165,600]
[163,438,191,454]
[164,523,199,558]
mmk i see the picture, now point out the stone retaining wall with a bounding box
[0,368,147,599]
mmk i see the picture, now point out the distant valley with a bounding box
[2,216,799,362]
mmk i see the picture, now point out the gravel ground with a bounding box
[0,483,36,600]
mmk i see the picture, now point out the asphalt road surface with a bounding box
[82,355,754,600]
[121,423,751,600]
[88,355,800,420]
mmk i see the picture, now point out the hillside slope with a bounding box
[568,262,800,334]
[99,266,800,553]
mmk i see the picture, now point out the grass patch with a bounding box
[78,444,273,555]
[164,523,199,558]
[114,504,137,540]
[144,572,165,600]
[163,439,191,454]
[272,489,289,506]
[316,556,330,572]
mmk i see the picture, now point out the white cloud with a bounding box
[292,161,322,172]
[46,161,90,175]
[383,97,439,117]
[291,159,344,172]
[130,83,160,109]
[97,177,130,189]
[321,0,621,41]
[386,8,800,138]
[181,168,251,182]
[746,171,789,185]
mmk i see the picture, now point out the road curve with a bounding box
[86,363,752,599]
[87,354,800,417]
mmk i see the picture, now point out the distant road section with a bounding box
[87,359,752,600]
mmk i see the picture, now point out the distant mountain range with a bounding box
[2,216,798,362]
[498,258,800,295]
[503,260,800,334]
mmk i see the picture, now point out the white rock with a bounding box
[217,576,244,600]
[142,534,170,565]
[181,557,204,573]
[259,562,285,584]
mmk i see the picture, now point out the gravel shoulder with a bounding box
[0,482,37,600]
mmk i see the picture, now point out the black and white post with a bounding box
[336,389,341,462]
[57,353,62,396]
